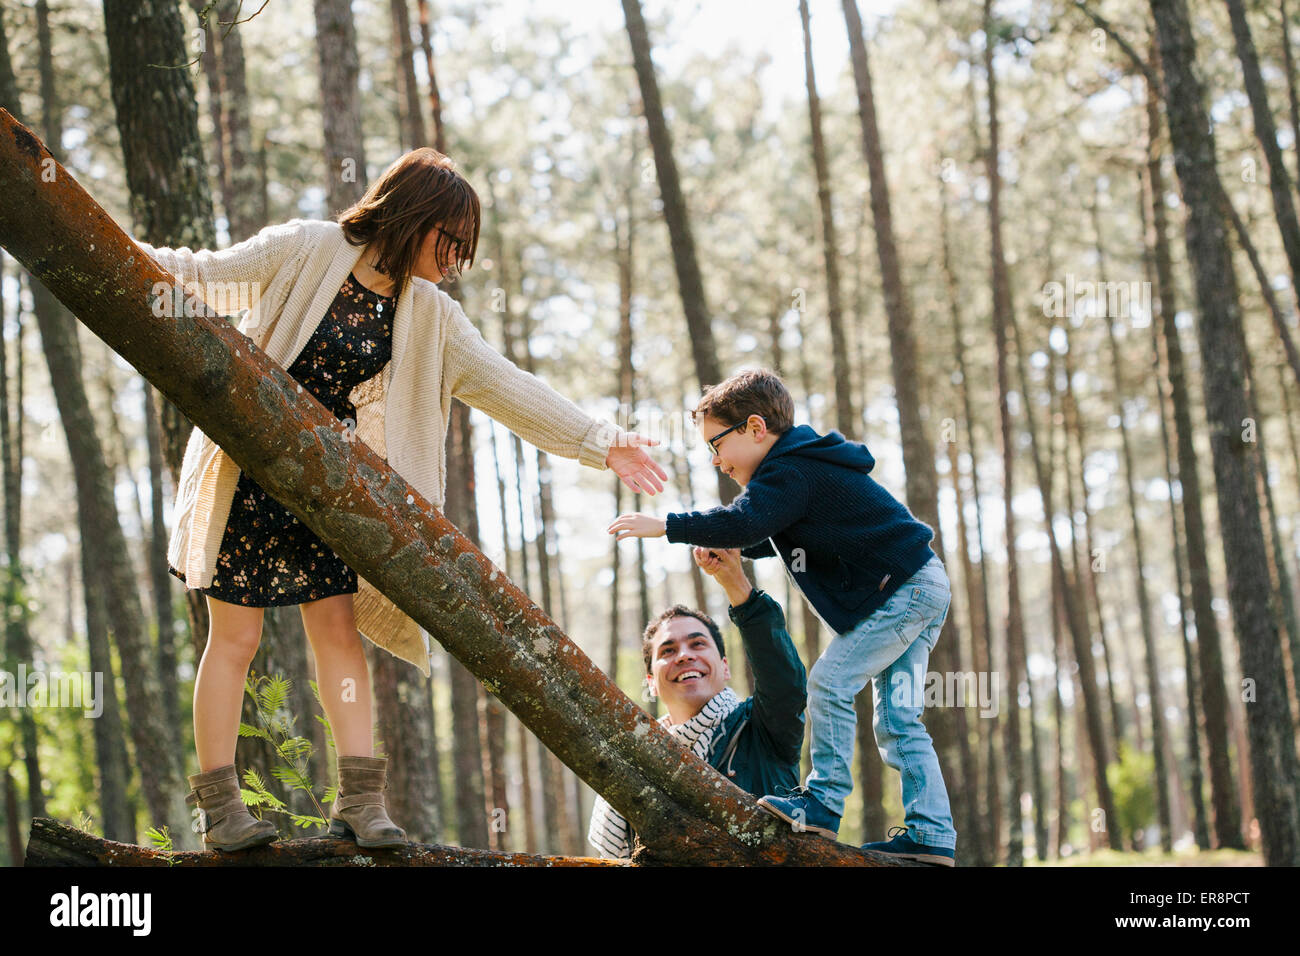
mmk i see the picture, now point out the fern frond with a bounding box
[238,722,273,741]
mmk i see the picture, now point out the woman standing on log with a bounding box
[135,149,666,852]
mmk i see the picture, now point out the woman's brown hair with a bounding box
[337,148,481,301]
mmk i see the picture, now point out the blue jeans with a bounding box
[804,554,957,849]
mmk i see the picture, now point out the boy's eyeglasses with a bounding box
[707,421,746,457]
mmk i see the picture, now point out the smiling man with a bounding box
[587,546,807,859]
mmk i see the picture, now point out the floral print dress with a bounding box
[168,272,394,606]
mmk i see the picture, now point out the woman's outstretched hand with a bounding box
[605,432,668,496]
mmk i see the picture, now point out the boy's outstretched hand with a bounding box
[607,512,666,540]
[605,432,668,496]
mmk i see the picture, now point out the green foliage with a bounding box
[144,824,181,866]
[1108,742,1156,848]
[71,808,96,837]
[239,672,333,832]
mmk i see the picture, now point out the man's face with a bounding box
[697,414,766,487]
[647,615,730,721]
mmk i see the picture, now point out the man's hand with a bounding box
[605,432,668,496]
[607,512,666,541]
[693,546,753,607]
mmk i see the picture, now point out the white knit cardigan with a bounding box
[134,218,618,676]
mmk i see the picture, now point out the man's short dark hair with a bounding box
[642,605,725,674]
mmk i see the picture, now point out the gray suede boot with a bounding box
[185,764,278,852]
[328,755,408,849]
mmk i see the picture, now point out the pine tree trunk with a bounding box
[312,0,368,216]
[799,0,854,430]
[1092,197,1173,850]
[100,0,216,816]
[1050,528,1071,857]
[143,382,181,735]
[444,400,491,849]
[1009,300,1122,850]
[1058,324,1127,753]
[1225,0,1300,382]
[390,0,427,151]
[939,176,996,867]
[0,202,46,831]
[841,0,967,855]
[1145,34,1245,853]
[1150,0,1300,864]
[1220,197,1300,718]
[1280,0,1300,188]
[214,0,261,242]
[620,0,731,507]
[17,6,191,843]
[976,0,1028,863]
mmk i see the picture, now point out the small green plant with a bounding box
[238,672,335,831]
[72,809,96,836]
[144,825,181,866]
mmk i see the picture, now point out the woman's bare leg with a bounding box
[299,593,373,758]
[195,595,265,772]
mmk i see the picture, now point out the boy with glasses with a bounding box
[608,368,956,865]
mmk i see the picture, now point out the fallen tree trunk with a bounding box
[24,817,616,867]
[0,111,911,866]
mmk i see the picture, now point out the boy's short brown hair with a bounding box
[690,368,795,435]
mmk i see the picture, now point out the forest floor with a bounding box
[1027,848,1262,867]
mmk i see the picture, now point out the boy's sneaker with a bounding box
[756,786,840,839]
[860,826,955,867]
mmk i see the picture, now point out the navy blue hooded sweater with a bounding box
[665,424,936,635]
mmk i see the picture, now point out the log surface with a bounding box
[24,818,622,867]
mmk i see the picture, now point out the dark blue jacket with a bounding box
[665,424,935,634]
[704,588,806,797]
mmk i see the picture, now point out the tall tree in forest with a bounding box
[799,0,854,430]
[442,397,491,849]
[179,0,330,812]
[104,0,223,732]
[1150,0,1300,865]
[41,0,198,845]
[1144,182,1211,848]
[1143,39,1244,851]
[313,0,369,216]
[390,0,427,152]
[1225,0,1300,382]
[359,5,445,845]
[939,174,997,865]
[973,0,1029,862]
[0,6,47,835]
[840,0,971,855]
[1090,188,1172,850]
[1014,246,1122,850]
[1223,198,1300,732]
[620,0,734,506]
[190,0,261,242]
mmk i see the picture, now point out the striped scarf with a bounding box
[587,687,743,859]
